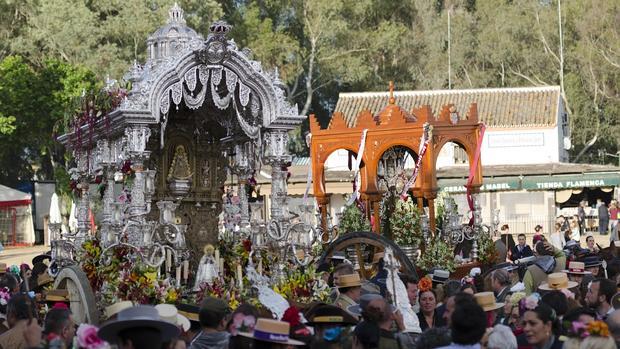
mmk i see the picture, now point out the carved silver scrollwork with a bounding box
[184,67,198,93]
[211,67,222,86]
[160,91,171,115]
[171,82,183,107]
[239,82,251,107]
[224,68,238,93]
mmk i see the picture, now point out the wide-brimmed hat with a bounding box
[32,253,51,266]
[563,261,591,275]
[98,305,180,343]
[538,272,578,291]
[495,262,519,272]
[45,289,69,302]
[347,294,395,316]
[306,304,358,326]
[474,292,504,312]
[583,256,603,268]
[239,318,304,346]
[335,273,362,288]
[37,272,54,287]
[155,304,190,332]
[430,269,450,284]
[176,303,200,323]
[105,301,134,320]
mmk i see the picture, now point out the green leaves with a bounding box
[0,55,98,184]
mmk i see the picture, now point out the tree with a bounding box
[0,56,97,185]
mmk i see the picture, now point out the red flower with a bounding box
[282,306,301,327]
[242,239,252,252]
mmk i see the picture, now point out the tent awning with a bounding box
[0,184,32,207]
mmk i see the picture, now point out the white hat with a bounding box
[105,301,134,320]
[155,304,191,332]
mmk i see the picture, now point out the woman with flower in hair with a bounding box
[521,295,562,349]
[417,278,445,331]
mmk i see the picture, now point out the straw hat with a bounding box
[105,301,134,320]
[176,303,200,323]
[335,273,362,288]
[306,304,358,326]
[37,272,54,287]
[0,263,7,274]
[45,289,69,302]
[562,261,591,275]
[538,272,578,291]
[474,292,504,312]
[155,304,190,332]
[98,305,180,343]
[239,318,304,346]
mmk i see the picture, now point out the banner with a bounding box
[400,123,431,198]
[347,129,368,205]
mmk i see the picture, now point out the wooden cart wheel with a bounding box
[53,265,101,325]
[318,231,418,279]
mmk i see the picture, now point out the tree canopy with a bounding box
[0,0,617,185]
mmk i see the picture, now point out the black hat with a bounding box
[582,256,603,268]
[494,262,518,272]
[306,304,358,326]
[32,253,51,266]
[176,303,200,323]
[98,305,180,343]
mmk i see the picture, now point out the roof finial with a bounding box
[168,2,186,24]
[388,81,395,105]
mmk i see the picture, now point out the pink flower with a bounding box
[77,324,108,349]
[561,288,575,300]
[524,295,539,310]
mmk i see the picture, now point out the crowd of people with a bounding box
[0,207,620,348]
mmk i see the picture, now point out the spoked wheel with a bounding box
[53,265,101,325]
[318,231,418,279]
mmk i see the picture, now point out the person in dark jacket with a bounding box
[189,297,231,349]
[511,234,534,261]
[598,199,610,235]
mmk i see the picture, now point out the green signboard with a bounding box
[439,177,521,193]
[522,173,620,190]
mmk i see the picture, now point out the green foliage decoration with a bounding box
[476,231,497,265]
[389,198,422,247]
[418,235,456,272]
[338,203,370,234]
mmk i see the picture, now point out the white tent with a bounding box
[0,185,35,245]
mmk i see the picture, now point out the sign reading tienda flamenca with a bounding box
[439,173,620,193]
[522,174,620,190]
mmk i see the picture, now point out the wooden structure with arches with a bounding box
[309,83,484,232]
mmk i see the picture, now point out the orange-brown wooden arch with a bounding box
[309,84,483,234]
